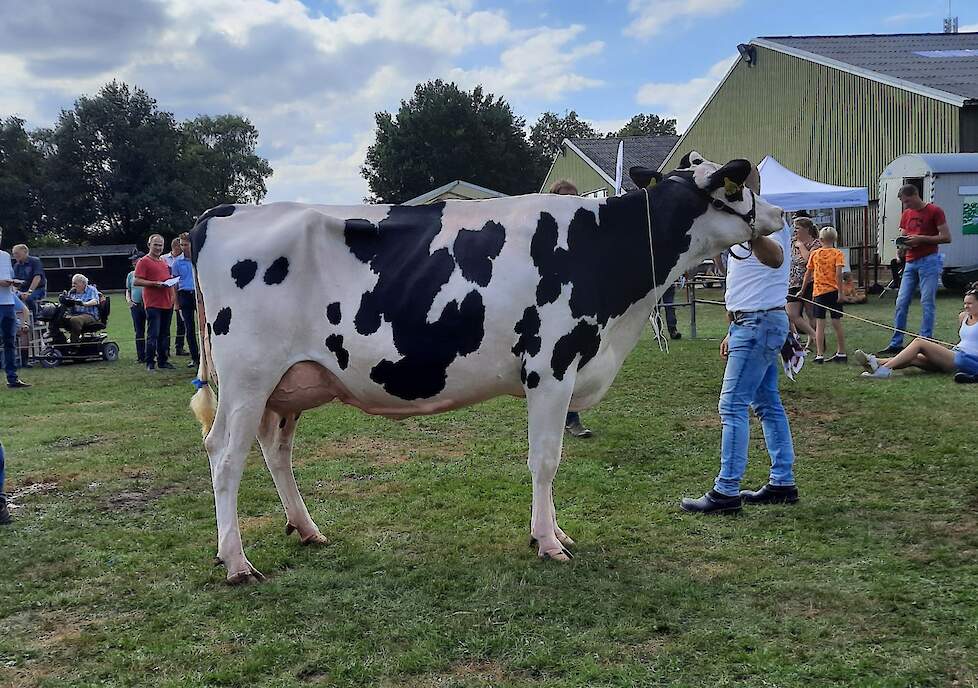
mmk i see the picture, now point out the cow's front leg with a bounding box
[526,379,574,561]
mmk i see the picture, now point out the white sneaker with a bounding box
[853,349,879,373]
[860,366,891,378]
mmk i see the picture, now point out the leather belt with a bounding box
[730,305,785,321]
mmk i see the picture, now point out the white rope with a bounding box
[643,187,669,353]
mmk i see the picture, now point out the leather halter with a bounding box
[662,174,758,260]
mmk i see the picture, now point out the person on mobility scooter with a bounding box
[36,273,120,366]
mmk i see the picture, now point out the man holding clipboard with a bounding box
[133,233,178,371]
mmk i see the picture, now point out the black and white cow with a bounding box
[189,153,783,583]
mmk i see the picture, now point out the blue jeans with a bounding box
[130,304,147,362]
[145,307,172,366]
[20,288,45,316]
[888,252,942,348]
[715,310,796,496]
[0,304,18,384]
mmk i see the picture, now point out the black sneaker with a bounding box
[0,500,10,525]
[740,483,799,505]
[668,327,682,340]
[7,378,31,389]
[187,360,199,368]
[680,490,742,514]
[954,372,978,384]
[146,363,157,372]
[158,362,176,370]
[813,356,825,364]
[877,345,903,356]
[827,353,848,364]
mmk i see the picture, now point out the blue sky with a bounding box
[1,0,976,203]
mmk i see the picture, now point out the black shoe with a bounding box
[877,346,903,356]
[158,362,176,370]
[827,353,848,364]
[680,490,742,514]
[954,372,978,384]
[146,363,157,372]
[740,483,799,505]
[188,360,199,368]
[813,356,825,364]
[0,501,10,525]
[7,378,31,389]
[668,327,682,340]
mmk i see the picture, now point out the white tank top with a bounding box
[958,317,978,356]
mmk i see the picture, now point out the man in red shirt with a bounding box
[879,185,950,355]
[134,233,177,371]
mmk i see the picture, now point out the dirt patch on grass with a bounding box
[0,609,100,687]
[46,435,105,449]
[396,659,513,687]
[103,483,184,513]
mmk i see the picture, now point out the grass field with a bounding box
[2,289,977,687]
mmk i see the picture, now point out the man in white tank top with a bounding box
[681,223,799,514]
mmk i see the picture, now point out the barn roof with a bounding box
[563,135,680,191]
[756,32,978,105]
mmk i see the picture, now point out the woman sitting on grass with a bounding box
[854,285,978,382]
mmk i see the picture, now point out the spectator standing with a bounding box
[0,226,30,388]
[681,219,798,514]
[171,233,199,368]
[11,244,46,315]
[126,251,147,363]
[134,234,177,371]
[786,218,819,347]
[880,184,950,355]
[163,237,188,356]
[548,180,593,439]
[800,227,847,364]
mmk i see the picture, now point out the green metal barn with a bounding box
[661,32,978,260]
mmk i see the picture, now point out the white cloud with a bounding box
[635,55,736,130]
[625,0,742,38]
[0,0,609,204]
[448,25,604,102]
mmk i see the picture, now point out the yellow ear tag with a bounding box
[647,177,657,189]
[723,177,742,196]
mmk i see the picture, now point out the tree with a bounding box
[607,113,677,138]
[362,80,542,203]
[528,110,597,160]
[41,81,196,244]
[0,117,45,245]
[180,114,272,210]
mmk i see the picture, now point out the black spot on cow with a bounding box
[325,334,349,370]
[551,321,601,381]
[188,204,235,267]
[231,259,257,289]
[264,256,289,285]
[326,302,341,325]
[520,361,527,383]
[206,322,212,338]
[526,371,540,389]
[454,220,505,287]
[512,306,541,358]
[213,307,232,335]
[278,417,287,429]
[529,189,699,327]
[343,204,489,400]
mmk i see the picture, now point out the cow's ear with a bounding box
[679,152,692,168]
[629,166,662,189]
[707,159,752,191]
[681,150,705,168]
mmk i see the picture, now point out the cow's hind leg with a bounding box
[205,399,267,584]
[526,380,575,561]
[257,409,327,546]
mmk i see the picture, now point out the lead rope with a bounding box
[644,187,669,353]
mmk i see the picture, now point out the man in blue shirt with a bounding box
[1,227,31,388]
[171,232,199,367]
[60,273,102,343]
[11,244,46,315]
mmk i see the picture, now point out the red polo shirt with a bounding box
[135,255,174,309]
[901,203,946,262]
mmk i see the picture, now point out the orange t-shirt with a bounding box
[806,247,845,297]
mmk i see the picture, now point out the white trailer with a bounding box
[879,153,978,289]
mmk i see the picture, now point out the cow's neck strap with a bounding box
[643,187,669,353]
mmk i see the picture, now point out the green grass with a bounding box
[2,291,977,687]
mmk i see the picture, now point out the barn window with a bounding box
[73,255,103,268]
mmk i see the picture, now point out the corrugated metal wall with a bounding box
[542,147,612,196]
[663,46,961,248]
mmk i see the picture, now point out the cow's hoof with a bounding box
[530,533,575,548]
[540,547,574,562]
[286,522,328,545]
[226,565,266,585]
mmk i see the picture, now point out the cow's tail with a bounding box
[190,269,217,439]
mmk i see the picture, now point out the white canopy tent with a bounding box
[757,155,868,210]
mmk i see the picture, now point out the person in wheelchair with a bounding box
[54,274,104,344]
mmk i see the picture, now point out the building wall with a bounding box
[663,46,961,204]
[542,146,612,196]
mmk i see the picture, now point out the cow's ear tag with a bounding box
[646,177,657,189]
[723,177,744,200]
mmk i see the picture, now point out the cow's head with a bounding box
[631,151,783,259]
